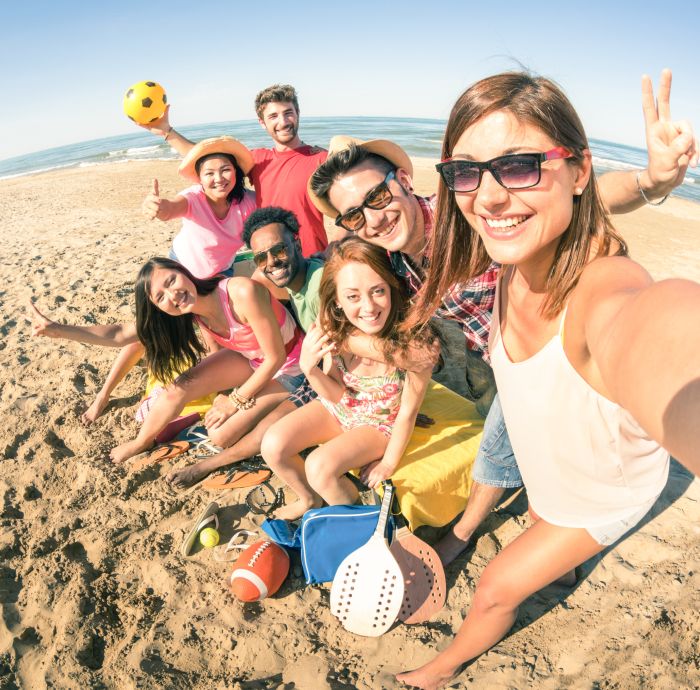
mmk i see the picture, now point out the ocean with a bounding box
[1,116,698,203]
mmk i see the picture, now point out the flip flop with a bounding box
[245,481,285,516]
[180,501,220,557]
[212,528,258,562]
[201,465,272,491]
[130,440,190,472]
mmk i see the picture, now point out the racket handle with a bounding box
[374,481,394,540]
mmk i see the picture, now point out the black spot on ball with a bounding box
[128,115,135,122]
[148,116,159,123]
[145,81,156,87]
[126,89,134,99]
[163,94,167,104]
[141,97,153,108]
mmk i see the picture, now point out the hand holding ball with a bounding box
[199,527,220,549]
[123,81,167,124]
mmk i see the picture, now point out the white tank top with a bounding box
[489,273,669,528]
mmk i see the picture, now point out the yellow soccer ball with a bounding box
[123,80,167,124]
[199,527,220,549]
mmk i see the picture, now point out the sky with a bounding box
[0,0,698,161]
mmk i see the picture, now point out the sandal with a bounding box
[180,501,219,557]
[245,481,285,516]
[212,528,258,562]
[130,440,190,472]
[201,457,272,491]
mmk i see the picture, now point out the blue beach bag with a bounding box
[262,504,395,585]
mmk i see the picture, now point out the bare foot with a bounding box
[434,528,472,566]
[396,663,457,690]
[81,394,110,425]
[110,439,150,464]
[166,461,216,489]
[274,497,321,521]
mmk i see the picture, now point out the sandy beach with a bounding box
[1,158,699,689]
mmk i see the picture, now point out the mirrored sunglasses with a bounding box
[335,170,396,232]
[252,241,289,267]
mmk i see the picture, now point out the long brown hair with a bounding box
[135,257,220,383]
[410,71,626,329]
[319,237,440,366]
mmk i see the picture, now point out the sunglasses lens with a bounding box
[254,243,288,267]
[338,209,365,232]
[364,184,392,210]
[492,155,539,189]
[441,162,480,192]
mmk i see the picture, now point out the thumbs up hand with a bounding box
[142,178,163,220]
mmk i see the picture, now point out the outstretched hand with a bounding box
[136,103,172,137]
[142,179,162,220]
[27,300,59,338]
[641,69,698,197]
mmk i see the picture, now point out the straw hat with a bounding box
[308,135,413,217]
[178,136,255,182]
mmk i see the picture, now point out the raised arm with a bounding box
[598,69,697,214]
[345,331,437,373]
[578,258,700,473]
[142,178,188,221]
[136,105,195,157]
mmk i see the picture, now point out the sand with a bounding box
[0,158,699,690]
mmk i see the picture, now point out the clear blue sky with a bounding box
[1,0,698,160]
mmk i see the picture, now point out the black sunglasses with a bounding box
[335,170,396,232]
[252,241,289,268]
[436,147,573,193]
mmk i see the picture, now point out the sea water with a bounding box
[1,117,698,204]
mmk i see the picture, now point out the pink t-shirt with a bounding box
[172,186,256,279]
[249,145,328,256]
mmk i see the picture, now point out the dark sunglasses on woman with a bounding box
[436,147,573,193]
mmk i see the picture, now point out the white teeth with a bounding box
[485,216,527,229]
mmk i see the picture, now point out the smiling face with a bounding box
[197,155,237,203]
[249,222,302,288]
[148,266,198,316]
[327,161,421,254]
[259,101,300,147]
[451,110,590,269]
[335,261,392,335]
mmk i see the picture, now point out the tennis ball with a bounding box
[199,527,220,548]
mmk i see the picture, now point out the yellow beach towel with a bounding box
[391,380,484,530]
[143,373,216,418]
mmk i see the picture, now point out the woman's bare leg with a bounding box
[261,401,343,520]
[82,342,145,425]
[304,426,388,505]
[396,520,603,689]
[109,349,251,463]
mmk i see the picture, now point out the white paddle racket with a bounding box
[330,482,404,636]
[390,512,446,624]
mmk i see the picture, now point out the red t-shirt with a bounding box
[249,145,328,256]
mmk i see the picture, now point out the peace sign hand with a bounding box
[27,300,60,338]
[641,69,698,199]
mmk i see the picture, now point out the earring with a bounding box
[574,187,583,195]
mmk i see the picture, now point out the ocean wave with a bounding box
[0,162,75,180]
[591,156,638,172]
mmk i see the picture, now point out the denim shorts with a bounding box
[287,376,318,408]
[275,371,307,395]
[585,499,657,546]
[471,393,523,489]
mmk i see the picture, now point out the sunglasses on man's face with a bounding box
[335,170,396,232]
[436,147,574,193]
[252,241,289,268]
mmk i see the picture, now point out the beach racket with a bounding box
[330,481,404,637]
[389,509,446,624]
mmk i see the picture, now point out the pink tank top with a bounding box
[196,279,302,377]
[489,272,668,528]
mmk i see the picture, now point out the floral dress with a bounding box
[319,355,406,437]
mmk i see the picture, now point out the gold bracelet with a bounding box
[636,171,669,206]
[228,387,256,411]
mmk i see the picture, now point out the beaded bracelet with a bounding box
[228,387,256,411]
[164,126,174,142]
[636,171,670,206]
